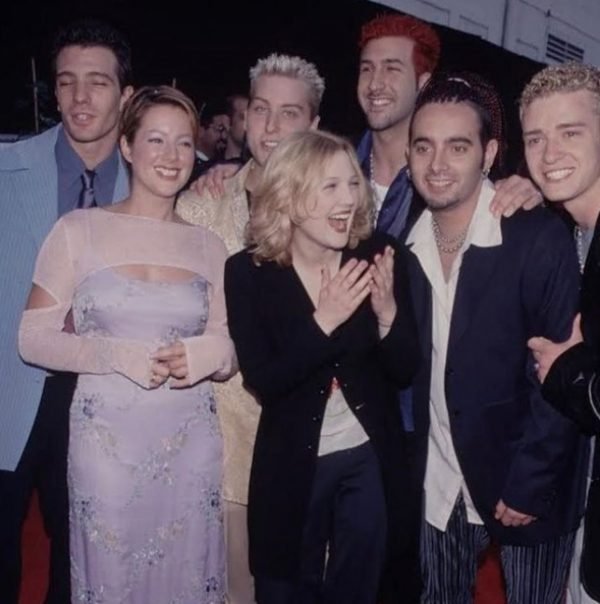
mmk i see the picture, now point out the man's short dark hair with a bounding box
[199,98,229,128]
[51,18,132,90]
[225,93,249,120]
[411,71,507,176]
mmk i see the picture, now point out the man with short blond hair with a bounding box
[524,61,600,604]
[177,52,324,604]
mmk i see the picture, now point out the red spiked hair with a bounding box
[359,14,441,78]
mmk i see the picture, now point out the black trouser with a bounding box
[378,430,423,604]
[255,441,387,604]
[0,373,76,604]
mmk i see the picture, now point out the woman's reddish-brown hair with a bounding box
[359,14,441,78]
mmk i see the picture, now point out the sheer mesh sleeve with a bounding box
[180,237,237,385]
[19,217,157,387]
[18,208,236,389]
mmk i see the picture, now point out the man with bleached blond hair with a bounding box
[177,52,324,604]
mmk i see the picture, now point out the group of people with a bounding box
[1,10,600,604]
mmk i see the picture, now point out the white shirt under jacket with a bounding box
[406,179,502,531]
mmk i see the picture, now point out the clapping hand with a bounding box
[369,246,396,337]
[313,258,372,336]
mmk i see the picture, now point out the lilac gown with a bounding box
[18,209,233,603]
[68,270,225,603]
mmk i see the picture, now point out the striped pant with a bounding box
[420,495,576,604]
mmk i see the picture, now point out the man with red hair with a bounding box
[357,14,439,238]
[356,13,541,241]
[356,14,546,603]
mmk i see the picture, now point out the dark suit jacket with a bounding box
[407,206,589,546]
[543,212,600,599]
[224,233,420,580]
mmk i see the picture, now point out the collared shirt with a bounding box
[356,130,414,238]
[372,182,389,219]
[195,149,209,162]
[55,127,120,217]
[407,179,501,531]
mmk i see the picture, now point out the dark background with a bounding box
[0,0,542,172]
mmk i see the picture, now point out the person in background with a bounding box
[19,85,236,603]
[224,92,249,161]
[0,18,133,603]
[224,129,420,604]
[192,97,231,179]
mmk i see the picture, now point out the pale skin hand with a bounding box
[188,163,241,198]
[528,314,583,383]
[149,359,171,388]
[313,258,373,336]
[495,499,537,527]
[369,246,397,338]
[489,174,544,218]
[151,341,191,388]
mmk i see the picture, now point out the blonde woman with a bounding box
[224,130,420,604]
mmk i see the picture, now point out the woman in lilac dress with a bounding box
[19,86,235,603]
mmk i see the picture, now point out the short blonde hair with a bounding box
[249,53,325,119]
[248,130,373,266]
[520,62,600,113]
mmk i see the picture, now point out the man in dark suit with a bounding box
[405,71,588,603]
[525,62,600,604]
[0,19,133,603]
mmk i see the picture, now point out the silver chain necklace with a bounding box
[431,216,468,254]
[369,150,377,191]
[575,226,586,273]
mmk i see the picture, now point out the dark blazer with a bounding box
[224,233,420,580]
[407,206,589,546]
[543,213,600,600]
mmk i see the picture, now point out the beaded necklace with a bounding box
[431,215,468,254]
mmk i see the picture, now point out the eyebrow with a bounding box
[251,97,305,111]
[56,70,115,81]
[523,121,587,136]
[447,136,473,144]
[360,58,407,67]
[412,136,473,145]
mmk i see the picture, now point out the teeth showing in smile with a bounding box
[427,178,453,188]
[73,113,92,123]
[369,98,391,108]
[263,141,279,149]
[155,167,178,178]
[544,168,574,181]
[328,212,352,233]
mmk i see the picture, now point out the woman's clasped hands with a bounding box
[149,341,191,389]
[313,245,397,337]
